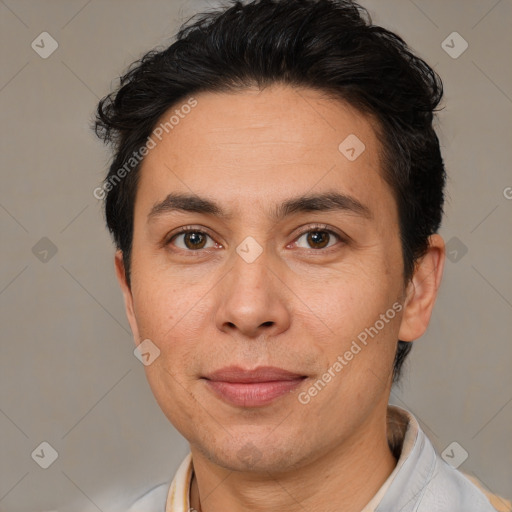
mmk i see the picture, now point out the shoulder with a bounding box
[412,440,512,512]
[414,456,506,511]
[460,472,512,512]
[381,407,510,512]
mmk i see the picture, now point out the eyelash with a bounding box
[165,223,346,255]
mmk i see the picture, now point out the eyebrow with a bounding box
[147,190,372,223]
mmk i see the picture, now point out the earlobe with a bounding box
[114,250,140,342]
[398,234,445,342]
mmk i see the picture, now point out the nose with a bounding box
[214,248,292,339]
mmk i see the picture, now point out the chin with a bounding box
[199,437,309,474]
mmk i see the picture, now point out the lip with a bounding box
[202,366,306,407]
[204,365,305,383]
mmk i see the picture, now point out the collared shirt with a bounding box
[128,405,511,512]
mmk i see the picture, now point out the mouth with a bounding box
[202,366,307,407]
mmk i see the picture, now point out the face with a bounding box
[116,85,439,473]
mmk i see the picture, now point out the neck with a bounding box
[189,407,397,512]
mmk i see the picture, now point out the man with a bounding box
[94,1,510,510]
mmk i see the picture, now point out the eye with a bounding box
[168,228,218,251]
[166,224,344,253]
[293,226,342,250]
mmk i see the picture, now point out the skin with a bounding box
[115,84,445,512]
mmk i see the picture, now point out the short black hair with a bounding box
[94,0,446,383]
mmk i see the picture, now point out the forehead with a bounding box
[135,85,395,224]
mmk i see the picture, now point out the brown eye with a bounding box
[170,230,215,250]
[307,231,330,249]
[295,229,340,250]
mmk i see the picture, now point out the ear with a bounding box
[114,250,140,344]
[398,234,445,342]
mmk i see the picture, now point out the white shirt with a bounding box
[128,405,509,511]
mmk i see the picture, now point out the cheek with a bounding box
[131,274,217,378]
[131,265,203,336]
[132,285,176,340]
[292,266,403,396]
[293,265,400,339]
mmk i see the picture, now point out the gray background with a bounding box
[1,0,511,510]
